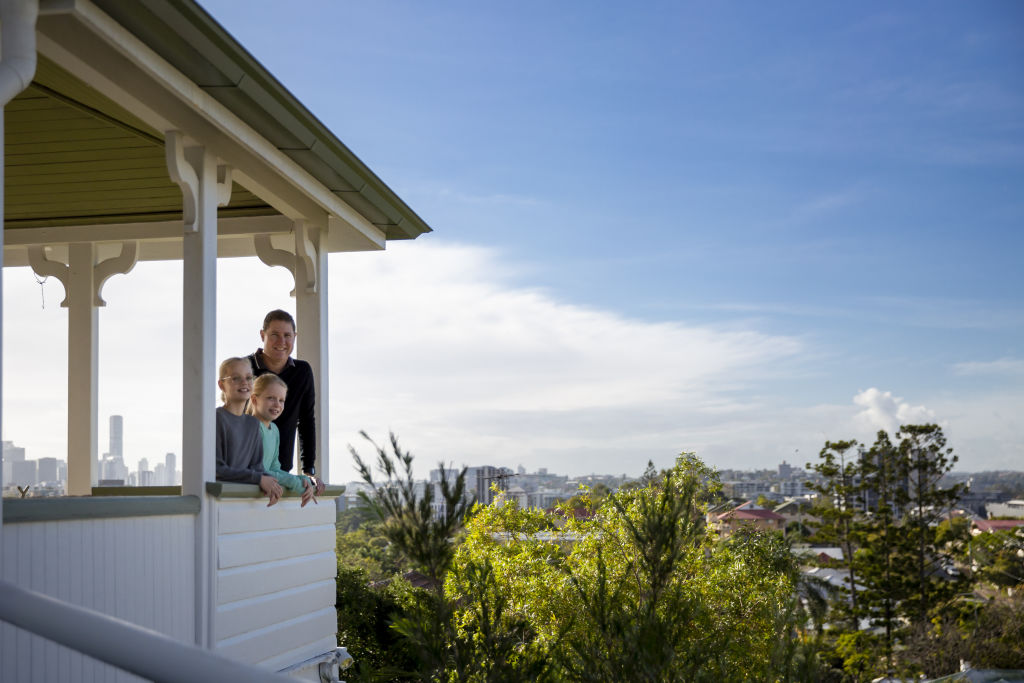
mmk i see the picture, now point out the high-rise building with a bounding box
[37,457,61,483]
[165,452,177,485]
[99,415,128,485]
[3,441,26,461]
[109,415,123,459]
[4,441,28,486]
[11,459,37,487]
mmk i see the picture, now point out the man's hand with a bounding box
[300,477,317,507]
[259,475,283,506]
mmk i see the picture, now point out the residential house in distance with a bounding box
[985,499,1024,519]
[972,519,1024,535]
[711,501,786,538]
[1,0,429,680]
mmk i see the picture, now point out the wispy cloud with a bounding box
[789,188,863,224]
[952,358,1024,377]
[435,187,544,207]
[860,296,1024,330]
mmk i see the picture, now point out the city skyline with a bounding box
[3,1,1022,480]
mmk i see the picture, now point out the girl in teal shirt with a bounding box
[249,374,317,507]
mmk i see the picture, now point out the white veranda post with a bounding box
[27,241,137,496]
[254,221,330,482]
[294,222,329,482]
[166,130,231,648]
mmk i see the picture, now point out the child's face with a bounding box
[252,383,287,423]
[218,361,254,403]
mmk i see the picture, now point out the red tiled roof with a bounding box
[718,508,785,522]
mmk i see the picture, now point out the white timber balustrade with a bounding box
[208,483,341,672]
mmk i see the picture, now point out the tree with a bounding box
[806,439,863,629]
[808,426,968,680]
[351,431,472,585]
[971,527,1024,589]
[895,424,964,625]
[350,442,839,681]
[449,454,826,682]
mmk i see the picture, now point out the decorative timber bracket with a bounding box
[26,246,69,307]
[253,219,320,297]
[165,130,232,232]
[92,242,138,306]
[27,242,139,307]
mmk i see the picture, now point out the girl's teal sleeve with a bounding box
[260,424,309,493]
[266,456,308,493]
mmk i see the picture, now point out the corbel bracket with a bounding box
[254,233,297,297]
[165,130,197,232]
[216,164,233,207]
[27,246,70,307]
[294,220,318,295]
[165,130,233,231]
[93,241,138,306]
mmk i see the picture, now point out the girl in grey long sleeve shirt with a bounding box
[215,357,283,505]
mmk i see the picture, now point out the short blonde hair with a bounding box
[247,373,288,416]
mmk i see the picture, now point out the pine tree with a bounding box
[807,439,863,629]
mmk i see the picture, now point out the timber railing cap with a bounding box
[3,495,200,522]
[205,481,345,499]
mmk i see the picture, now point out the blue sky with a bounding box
[204,1,1024,352]
[4,1,1022,478]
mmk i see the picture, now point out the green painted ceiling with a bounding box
[4,56,274,231]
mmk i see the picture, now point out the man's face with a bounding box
[260,320,295,364]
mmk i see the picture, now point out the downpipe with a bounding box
[0,0,37,106]
[0,0,38,531]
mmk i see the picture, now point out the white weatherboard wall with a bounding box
[214,498,338,671]
[0,514,196,682]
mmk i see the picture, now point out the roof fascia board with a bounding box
[35,0,386,250]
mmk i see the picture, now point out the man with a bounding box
[248,310,324,493]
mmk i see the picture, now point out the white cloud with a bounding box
[5,242,1021,481]
[852,387,936,435]
[328,241,804,476]
[3,241,805,480]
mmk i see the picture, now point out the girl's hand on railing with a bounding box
[259,475,283,507]
[300,477,317,507]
